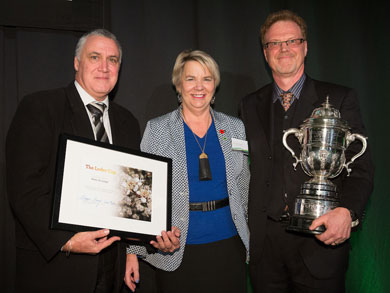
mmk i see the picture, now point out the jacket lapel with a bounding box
[169,109,186,158]
[168,109,189,195]
[213,109,230,159]
[109,104,129,146]
[213,109,236,193]
[65,83,95,140]
[292,76,322,127]
[255,86,273,152]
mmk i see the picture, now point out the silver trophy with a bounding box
[282,97,367,234]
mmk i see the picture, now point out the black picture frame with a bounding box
[51,134,172,241]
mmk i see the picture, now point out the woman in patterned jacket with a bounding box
[125,49,250,293]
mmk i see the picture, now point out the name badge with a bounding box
[232,138,248,153]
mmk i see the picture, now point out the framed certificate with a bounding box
[51,134,172,241]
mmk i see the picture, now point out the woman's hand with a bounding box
[124,254,139,292]
[150,226,181,253]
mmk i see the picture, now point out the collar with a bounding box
[74,80,110,110]
[272,73,306,103]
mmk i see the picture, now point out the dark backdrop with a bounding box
[1,1,388,292]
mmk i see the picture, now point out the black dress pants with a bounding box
[95,245,117,293]
[249,219,345,293]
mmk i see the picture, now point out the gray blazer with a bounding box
[127,108,250,271]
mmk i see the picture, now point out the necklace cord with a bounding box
[180,109,211,154]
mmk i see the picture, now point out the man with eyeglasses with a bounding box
[240,10,374,292]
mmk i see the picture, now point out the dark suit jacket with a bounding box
[6,83,141,292]
[240,76,374,279]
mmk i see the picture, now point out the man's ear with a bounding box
[263,48,268,63]
[74,56,79,72]
[304,41,308,57]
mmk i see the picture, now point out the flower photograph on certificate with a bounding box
[118,167,153,222]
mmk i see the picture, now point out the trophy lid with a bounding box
[302,96,350,129]
[311,97,341,119]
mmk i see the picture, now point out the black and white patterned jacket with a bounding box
[127,108,250,271]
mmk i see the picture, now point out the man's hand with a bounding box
[150,226,181,253]
[124,254,139,292]
[309,207,352,246]
[62,229,120,255]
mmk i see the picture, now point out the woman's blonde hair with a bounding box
[172,49,220,93]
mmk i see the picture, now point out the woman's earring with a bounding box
[177,94,182,103]
[211,96,216,104]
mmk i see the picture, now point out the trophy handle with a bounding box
[343,133,368,176]
[282,128,302,170]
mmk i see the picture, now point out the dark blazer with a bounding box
[6,83,140,292]
[240,76,374,279]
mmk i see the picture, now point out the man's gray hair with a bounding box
[75,29,122,63]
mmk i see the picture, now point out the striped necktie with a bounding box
[86,102,108,142]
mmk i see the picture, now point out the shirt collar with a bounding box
[272,73,306,103]
[74,81,109,109]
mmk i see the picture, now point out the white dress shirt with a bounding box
[74,81,113,143]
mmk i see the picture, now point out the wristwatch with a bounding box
[349,209,359,228]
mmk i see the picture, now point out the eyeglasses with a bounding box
[264,38,305,50]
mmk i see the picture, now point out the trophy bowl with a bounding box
[283,97,367,234]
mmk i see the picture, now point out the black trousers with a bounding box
[158,235,246,293]
[94,245,117,293]
[249,219,345,293]
[124,235,247,293]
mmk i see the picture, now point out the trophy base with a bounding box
[286,215,325,235]
[286,181,339,235]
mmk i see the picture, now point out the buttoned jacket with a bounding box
[127,108,250,271]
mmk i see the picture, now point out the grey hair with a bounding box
[75,29,122,63]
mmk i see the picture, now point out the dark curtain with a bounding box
[1,1,388,292]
